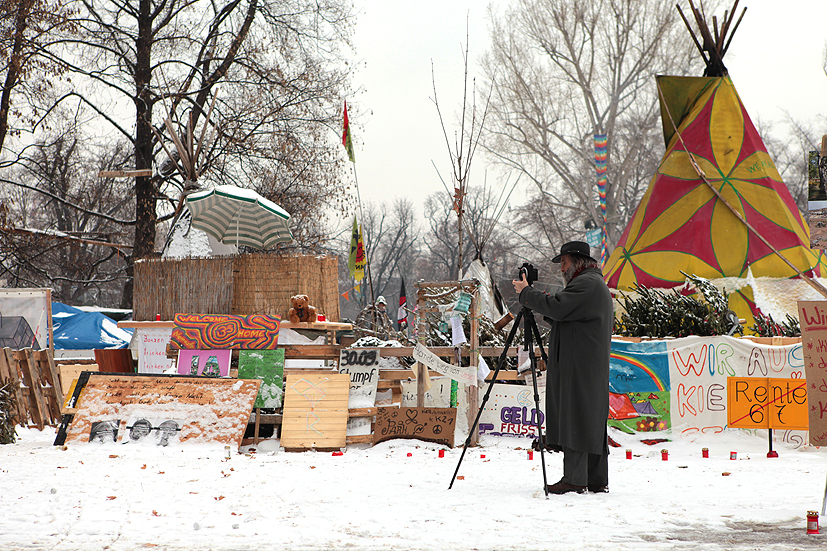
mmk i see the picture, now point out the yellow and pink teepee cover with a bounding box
[604,75,818,291]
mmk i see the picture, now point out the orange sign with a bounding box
[727,377,808,430]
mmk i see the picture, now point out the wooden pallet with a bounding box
[0,348,62,429]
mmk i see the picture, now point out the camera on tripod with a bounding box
[518,262,539,286]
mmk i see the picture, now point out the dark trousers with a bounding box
[561,447,608,487]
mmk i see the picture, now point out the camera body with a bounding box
[518,262,539,286]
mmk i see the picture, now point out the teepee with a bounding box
[603,1,827,327]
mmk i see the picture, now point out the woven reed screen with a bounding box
[134,254,339,322]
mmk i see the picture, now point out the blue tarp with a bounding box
[52,303,133,349]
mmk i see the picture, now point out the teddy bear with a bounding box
[288,294,318,323]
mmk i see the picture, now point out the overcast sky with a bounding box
[345,0,827,230]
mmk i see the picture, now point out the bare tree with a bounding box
[337,199,420,322]
[0,0,73,155]
[759,114,827,213]
[9,0,355,306]
[0,123,134,306]
[481,0,712,257]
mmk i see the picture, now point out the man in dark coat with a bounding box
[512,241,613,495]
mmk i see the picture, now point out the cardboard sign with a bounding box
[137,326,174,374]
[727,378,808,430]
[177,349,232,377]
[413,343,476,386]
[374,407,456,447]
[400,377,452,408]
[281,373,350,450]
[170,313,281,349]
[64,375,260,448]
[797,301,827,445]
[238,349,285,408]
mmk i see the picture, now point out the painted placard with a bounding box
[137,326,174,374]
[238,349,285,408]
[413,343,476,386]
[177,349,232,377]
[170,313,281,349]
[727,378,808,430]
[64,374,260,448]
[798,301,827,445]
[374,407,456,447]
[477,383,546,439]
[281,373,349,450]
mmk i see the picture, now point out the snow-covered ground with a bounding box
[1,427,825,550]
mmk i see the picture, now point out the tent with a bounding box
[603,4,822,327]
[608,392,639,420]
[51,303,133,350]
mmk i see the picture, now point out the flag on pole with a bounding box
[348,216,365,281]
[342,101,355,163]
[397,278,408,330]
[594,133,608,265]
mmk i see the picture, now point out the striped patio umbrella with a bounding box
[185,185,292,249]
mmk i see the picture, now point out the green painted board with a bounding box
[238,349,285,408]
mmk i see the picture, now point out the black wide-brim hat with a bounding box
[552,240,598,263]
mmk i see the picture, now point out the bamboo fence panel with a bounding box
[233,254,340,321]
[134,257,235,321]
[134,254,339,322]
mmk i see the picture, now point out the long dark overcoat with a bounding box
[518,267,613,455]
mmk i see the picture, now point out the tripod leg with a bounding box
[449,309,524,489]
[523,308,550,496]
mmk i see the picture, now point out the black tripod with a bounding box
[449,304,550,495]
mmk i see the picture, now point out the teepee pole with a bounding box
[656,80,827,299]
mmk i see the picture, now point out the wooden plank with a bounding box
[0,348,26,425]
[281,345,341,359]
[98,169,153,178]
[279,345,520,360]
[346,434,374,445]
[59,364,99,394]
[280,373,349,450]
[348,407,377,417]
[281,321,352,331]
[38,349,64,421]
[20,349,47,429]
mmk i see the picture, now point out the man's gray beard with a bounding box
[563,264,577,285]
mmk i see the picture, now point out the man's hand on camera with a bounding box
[512,273,529,294]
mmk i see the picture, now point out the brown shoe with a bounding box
[546,480,586,494]
[588,485,609,493]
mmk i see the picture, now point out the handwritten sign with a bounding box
[477,383,546,439]
[137,326,174,374]
[374,407,456,447]
[798,301,827,445]
[171,313,281,349]
[64,375,260,448]
[413,343,476,386]
[727,378,808,430]
[338,348,380,408]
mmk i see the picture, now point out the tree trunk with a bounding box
[124,0,156,308]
